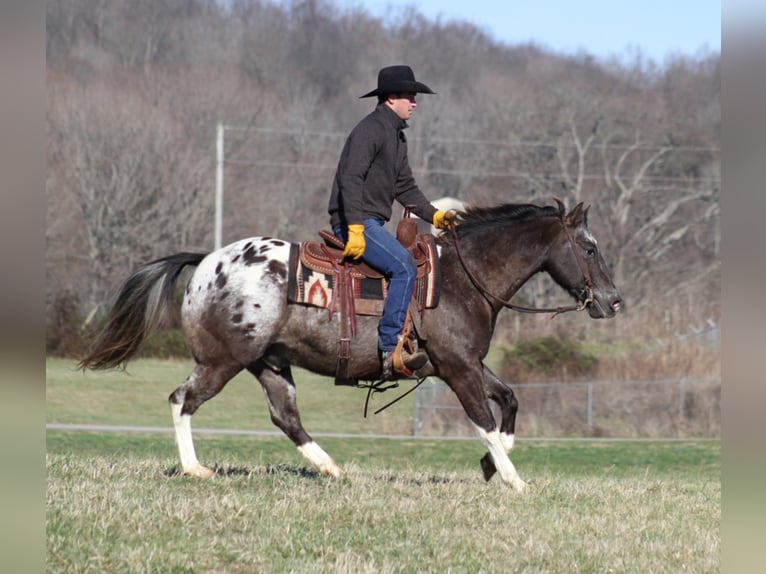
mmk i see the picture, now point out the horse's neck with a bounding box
[449,222,551,302]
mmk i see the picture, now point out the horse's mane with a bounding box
[450,202,563,239]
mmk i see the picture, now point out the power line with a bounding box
[221,124,720,153]
[222,158,720,185]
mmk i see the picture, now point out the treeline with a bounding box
[46,0,720,354]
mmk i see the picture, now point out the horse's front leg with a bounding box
[480,364,519,482]
[442,366,527,492]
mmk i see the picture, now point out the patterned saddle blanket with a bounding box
[287,230,440,316]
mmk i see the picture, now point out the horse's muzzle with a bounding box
[588,291,623,318]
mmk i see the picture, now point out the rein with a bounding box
[361,377,428,418]
[448,216,594,317]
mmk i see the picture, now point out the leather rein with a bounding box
[448,215,594,317]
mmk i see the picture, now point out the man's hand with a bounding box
[433,210,458,230]
[343,224,366,259]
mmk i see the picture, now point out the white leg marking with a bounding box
[170,403,214,478]
[298,441,345,478]
[474,425,527,492]
[500,432,516,453]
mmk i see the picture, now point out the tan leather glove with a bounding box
[343,224,366,259]
[433,210,458,230]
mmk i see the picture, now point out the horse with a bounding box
[79,200,623,492]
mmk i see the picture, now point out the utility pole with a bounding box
[215,122,224,250]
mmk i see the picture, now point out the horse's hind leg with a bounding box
[168,361,242,477]
[480,364,519,481]
[248,361,345,478]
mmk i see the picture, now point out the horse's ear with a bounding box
[566,202,587,226]
[554,197,566,216]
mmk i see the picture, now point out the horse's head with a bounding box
[546,201,623,319]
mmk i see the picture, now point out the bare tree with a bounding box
[48,80,213,312]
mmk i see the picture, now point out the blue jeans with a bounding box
[335,219,417,352]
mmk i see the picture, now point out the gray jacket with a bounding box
[328,104,437,229]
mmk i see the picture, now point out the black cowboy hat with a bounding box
[360,65,436,98]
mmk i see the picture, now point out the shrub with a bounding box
[46,289,190,360]
[500,335,599,381]
[138,329,189,359]
[46,291,88,358]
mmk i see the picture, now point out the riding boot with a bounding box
[380,336,428,380]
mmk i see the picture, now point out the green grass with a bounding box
[47,358,720,572]
[46,432,719,480]
[46,357,416,435]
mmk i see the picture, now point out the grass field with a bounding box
[47,359,720,573]
[46,357,417,435]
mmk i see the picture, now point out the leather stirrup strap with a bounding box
[391,311,414,377]
[319,244,355,384]
[407,298,425,343]
[346,262,357,336]
[336,263,352,383]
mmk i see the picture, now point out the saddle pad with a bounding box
[286,235,440,316]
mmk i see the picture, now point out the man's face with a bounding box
[387,93,418,120]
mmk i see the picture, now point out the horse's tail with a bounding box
[78,252,208,371]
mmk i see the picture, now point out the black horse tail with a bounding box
[79,252,208,371]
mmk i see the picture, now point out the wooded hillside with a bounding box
[46,0,720,346]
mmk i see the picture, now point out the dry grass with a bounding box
[47,447,719,573]
[596,341,719,381]
[443,299,723,440]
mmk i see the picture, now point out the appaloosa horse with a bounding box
[80,201,622,491]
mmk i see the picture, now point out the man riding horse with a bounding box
[328,65,456,380]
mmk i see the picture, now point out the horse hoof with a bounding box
[514,479,528,493]
[480,453,497,482]
[184,464,215,478]
[320,464,346,478]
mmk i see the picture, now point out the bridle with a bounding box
[448,214,594,317]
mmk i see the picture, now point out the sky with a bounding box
[333,0,721,64]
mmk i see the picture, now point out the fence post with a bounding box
[587,382,593,431]
[679,379,686,419]
[413,380,420,436]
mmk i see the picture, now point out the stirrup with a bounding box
[381,340,427,380]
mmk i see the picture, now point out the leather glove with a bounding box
[433,210,458,230]
[343,224,366,259]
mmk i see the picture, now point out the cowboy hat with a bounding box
[360,65,436,98]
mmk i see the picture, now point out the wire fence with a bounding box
[413,378,721,439]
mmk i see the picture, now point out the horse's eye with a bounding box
[585,247,596,257]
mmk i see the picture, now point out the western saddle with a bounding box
[297,217,437,385]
